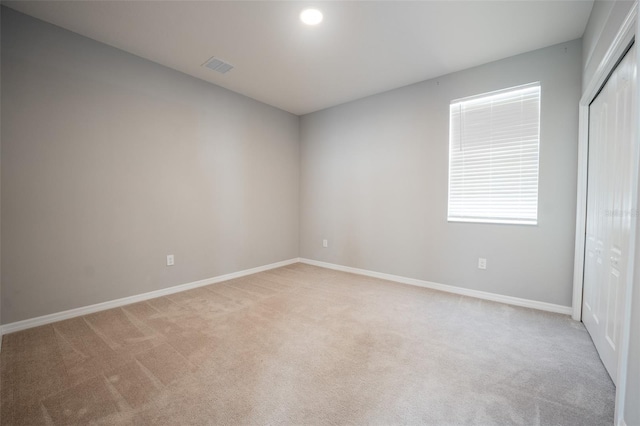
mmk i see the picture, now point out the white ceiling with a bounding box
[4,1,594,115]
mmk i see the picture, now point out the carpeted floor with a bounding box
[0,263,615,425]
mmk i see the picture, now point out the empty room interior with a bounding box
[1,0,639,425]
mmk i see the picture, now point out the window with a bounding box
[448,83,540,225]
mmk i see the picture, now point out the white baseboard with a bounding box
[0,258,300,338]
[0,255,573,344]
[300,258,573,315]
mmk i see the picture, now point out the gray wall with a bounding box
[300,40,582,307]
[1,8,300,324]
[582,0,635,91]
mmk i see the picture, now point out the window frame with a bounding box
[447,82,541,226]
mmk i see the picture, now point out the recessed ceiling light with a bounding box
[300,9,323,26]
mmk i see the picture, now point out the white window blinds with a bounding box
[448,83,540,225]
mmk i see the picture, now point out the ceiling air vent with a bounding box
[202,57,234,74]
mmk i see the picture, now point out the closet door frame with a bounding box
[572,3,638,424]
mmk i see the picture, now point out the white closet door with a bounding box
[583,43,637,384]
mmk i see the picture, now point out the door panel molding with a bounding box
[575,3,637,322]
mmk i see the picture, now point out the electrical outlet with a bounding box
[323,239,328,248]
[478,258,487,270]
[167,254,175,266]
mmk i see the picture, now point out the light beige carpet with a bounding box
[1,263,614,425]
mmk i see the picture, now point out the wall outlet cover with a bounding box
[478,258,487,270]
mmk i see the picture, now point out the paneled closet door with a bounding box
[583,43,637,384]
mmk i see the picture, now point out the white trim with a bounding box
[582,3,638,106]
[0,256,573,349]
[0,258,300,337]
[300,258,572,315]
[618,418,628,426]
[450,81,540,104]
[571,103,590,321]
